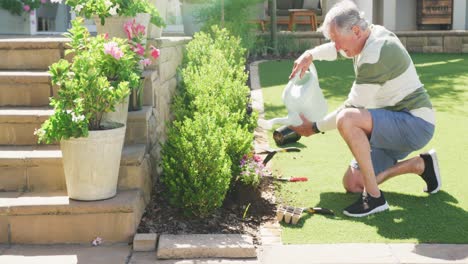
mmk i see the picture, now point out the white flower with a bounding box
[109,4,119,16]
[71,112,85,123]
[104,0,113,8]
[34,128,45,137]
[75,4,83,12]
[50,0,62,3]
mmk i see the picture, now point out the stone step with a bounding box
[157,234,257,260]
[0,189,145,244]
[0,38,68,71]
[0,106,153,146]
[0,144,152,202]
[0,71,54,107]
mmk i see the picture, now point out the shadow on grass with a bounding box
[311,191,468,244]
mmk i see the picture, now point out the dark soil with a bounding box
[136,176,277,245]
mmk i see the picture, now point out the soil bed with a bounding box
[137,177,277,245]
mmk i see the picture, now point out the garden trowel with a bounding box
[257,147,301,165]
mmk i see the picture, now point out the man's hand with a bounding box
[288,114,316,137]
[289,51,313,80]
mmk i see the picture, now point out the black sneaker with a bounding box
[419,149,441,194]
[343,191,389,217]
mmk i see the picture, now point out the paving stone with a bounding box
[0,244,131,264]
[389,243,468,263]
[133,233,158,252]
[157,234,257,259]
[259,244,396,264]
[131,252,260,264]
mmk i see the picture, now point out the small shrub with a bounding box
[161,113,231,217]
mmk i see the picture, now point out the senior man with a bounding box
[289,0,441,217]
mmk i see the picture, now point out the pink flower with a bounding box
[139,58,152,67]
[23,5,31,12]
[253,155,262,163]
[104,42,124,60]
[135,23,146,36]
[41,0,47,3]
[103,33,109,40]
[150,46,160,59]
[135,43,145,56]
[123,21,133,39]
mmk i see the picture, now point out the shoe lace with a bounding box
[361,193,369,210]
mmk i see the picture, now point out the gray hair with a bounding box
[318,0,369,39]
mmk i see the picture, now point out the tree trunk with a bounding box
[221,0,225,28]
[270,0,278,56]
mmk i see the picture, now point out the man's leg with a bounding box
[336,108,389,217]
[344,151,441,194]
[336,108,380,197]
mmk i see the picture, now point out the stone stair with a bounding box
[0,37,153,244]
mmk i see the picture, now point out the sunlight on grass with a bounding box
[414,58,464,67]
[258,54,468,244]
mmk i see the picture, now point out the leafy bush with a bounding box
[161,26,256,216]
[162,113,231,217]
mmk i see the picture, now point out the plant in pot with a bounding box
[35,18,141,201]
[0,0,46,15]
[123,19,160,111]
[63,0,166,37]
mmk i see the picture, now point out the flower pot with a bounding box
[60,123,126,201]
[128,77,145,111]
[102,96,129,125]
[93,13,150,38]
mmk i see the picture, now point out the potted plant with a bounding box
[102,19,161,124]
[35,18,141,201]
[123,19,160,111]
[64,0,166,37]
[0,0,45,15]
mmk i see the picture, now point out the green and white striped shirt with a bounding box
[308,25,435,131]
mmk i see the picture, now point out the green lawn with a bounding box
[258,54,468,244]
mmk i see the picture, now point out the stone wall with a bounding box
[271,30,468,53]
[144,36,191,178]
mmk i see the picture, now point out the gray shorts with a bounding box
[350,109,435,175]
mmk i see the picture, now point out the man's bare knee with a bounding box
[343,167,364,193]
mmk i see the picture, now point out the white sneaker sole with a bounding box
[426,149,442,194]
[343,202,389,217]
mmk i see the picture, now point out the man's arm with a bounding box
[289,42,337,79]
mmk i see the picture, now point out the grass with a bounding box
[258,54,468,244]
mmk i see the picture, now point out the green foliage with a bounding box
[198,0,264,51]
[162,113,231,217]
[65,0,165,27]
[162,26,256,216]
[36,18,140,144]
[1,0,44,15]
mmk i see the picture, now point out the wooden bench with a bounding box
[288,9,317,31]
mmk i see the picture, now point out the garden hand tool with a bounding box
[257,147,301,165]
[265,176,308,182]
[277,205,335,225]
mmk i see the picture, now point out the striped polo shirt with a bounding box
[308,25,435,131]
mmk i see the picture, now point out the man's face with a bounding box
[329,24,362,57]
